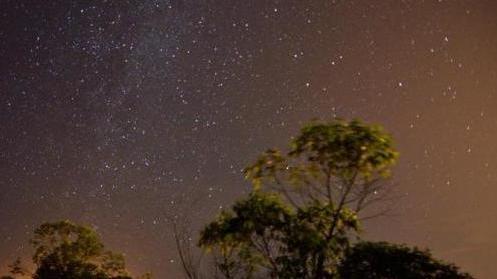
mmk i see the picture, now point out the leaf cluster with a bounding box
[29,220,132,279]
[192,119,472,279]
[199,120,400,278]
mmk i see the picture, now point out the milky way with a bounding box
[2,1,497,278]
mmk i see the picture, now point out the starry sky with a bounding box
[1,0,497,278]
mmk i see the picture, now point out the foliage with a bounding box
[29,220,132,279]
[338,241,474,279]
[244,119,398,212]
[198,119,399,278]
[0,220,138,279]
[192,119,472,278]
[1,220,148,279]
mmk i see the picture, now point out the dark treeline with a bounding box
[2,120,473,279]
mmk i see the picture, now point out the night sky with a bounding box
[1,1,497,278]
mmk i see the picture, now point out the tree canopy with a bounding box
[2,220,136,279]
[30,220,132,279]
[197,119,398,278]
[338,241,473,279]
[1,119,473,279]
[193,119,472,278]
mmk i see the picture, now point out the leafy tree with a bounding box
[338,241,473,279]
[189,119,473,278]
[1,221,149,279]
[198,119,398,278]
[30,220,132,279]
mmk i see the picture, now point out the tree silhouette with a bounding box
[182,119,472,278]
[30,220,132,279]
[197,119,398,278]
[0,220,138,279]
[338,241,473,279]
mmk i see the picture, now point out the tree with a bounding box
[197,119,399,278]
[189,119,473,278]
[338,241,473,279]
[1,221,150,279]
[30,220,132,279]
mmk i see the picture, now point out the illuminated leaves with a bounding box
[198,119,400,278]
[30,220,131,279]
